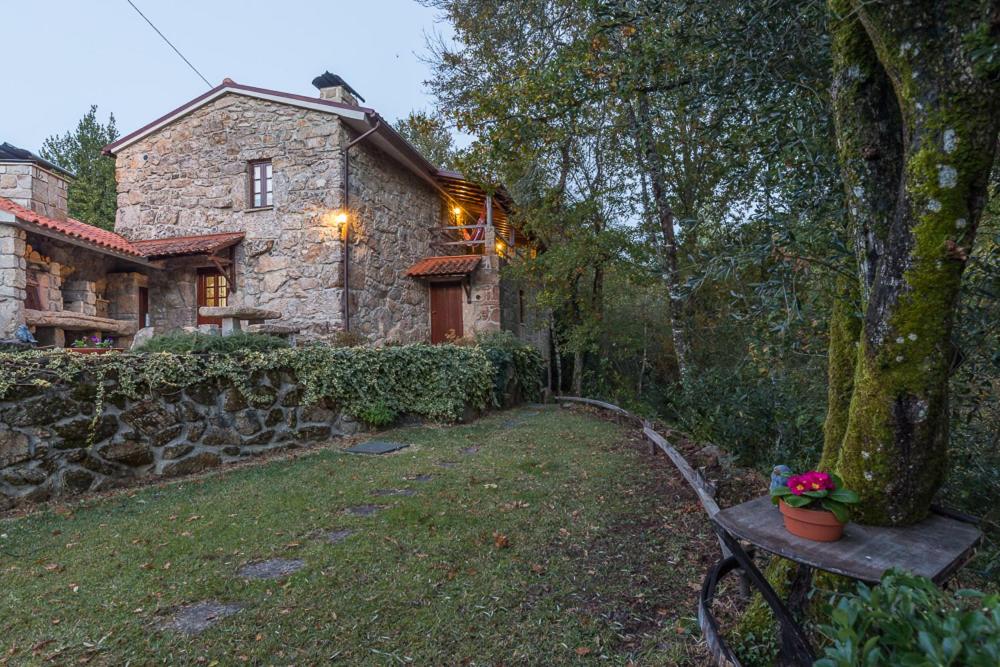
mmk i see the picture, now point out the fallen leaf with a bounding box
[575,646,591,656]
[493,532,510,549]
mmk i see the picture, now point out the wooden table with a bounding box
[701,495,982,666]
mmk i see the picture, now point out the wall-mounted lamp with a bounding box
[323,210,350,239]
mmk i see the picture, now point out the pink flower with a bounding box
[786,471,835,495]
[786,474,809,495]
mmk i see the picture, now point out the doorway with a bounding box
[430,281,464,343]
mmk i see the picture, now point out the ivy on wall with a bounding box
[0,341,542,427]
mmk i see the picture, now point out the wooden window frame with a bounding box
[248,159,273,209]
[196,268,230,325]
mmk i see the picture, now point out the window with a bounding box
[197,268,229,325]
[249,160,273,208]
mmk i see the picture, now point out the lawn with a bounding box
[0,407,713,665]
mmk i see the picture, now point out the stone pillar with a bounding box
[0,224,26,338]
[106,273,148,323]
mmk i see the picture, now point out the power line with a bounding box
[125,0,213,88]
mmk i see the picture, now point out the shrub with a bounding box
[356,400,398,427]
[0,344,495,427]
[816,570,1000,667]
[468,331,545,406]
[134,331,289,354]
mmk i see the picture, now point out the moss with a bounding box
[820,279,861,471]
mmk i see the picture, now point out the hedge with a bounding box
[0,339,543,427]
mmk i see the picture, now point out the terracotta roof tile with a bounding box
[405,255,482,278]
[0,197,142,256]
[131,232,245,258]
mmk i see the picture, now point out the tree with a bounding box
[40,106,119,230]
[820,1,1000,525]
[395,110,458,170]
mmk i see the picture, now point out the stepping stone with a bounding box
[163,601,242,635]
[345,440,410,455]
[373,488,417,497]
[345,504,382,516]
[237,558,305,580]
[411,474,434,482]
[323,529,354,544]
[461,446,481,455]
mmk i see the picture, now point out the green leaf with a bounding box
[783,495,811,508]
[829,488,860,503]
[822,499,850,523]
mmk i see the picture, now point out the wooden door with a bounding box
[196,268,229,326]
[430,282,464,343]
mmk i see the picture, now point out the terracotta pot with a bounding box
[779,499,845,542]
[69,348,116,355]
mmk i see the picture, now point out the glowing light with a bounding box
[334,212,348,225]
[452,206,462,216]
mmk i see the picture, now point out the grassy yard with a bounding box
[0,407,713,665]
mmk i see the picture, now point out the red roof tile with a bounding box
[0,197,246,261]
[0,197,142,256]
[131,232,245,258]
[405,255,482,278]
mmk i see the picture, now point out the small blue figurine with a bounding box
[770,465,792,494]
[14,324,37,345]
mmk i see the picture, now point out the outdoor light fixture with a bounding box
[452,206,462,217]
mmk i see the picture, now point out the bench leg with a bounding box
[706,523,816,666]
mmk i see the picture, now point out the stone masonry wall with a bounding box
[0,370,364,510]
[0,163,70,221]
[346,138,441,342]
[114,94,348,341]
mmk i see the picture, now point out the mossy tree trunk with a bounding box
[826,0,1000,525]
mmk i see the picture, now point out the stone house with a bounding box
[0,73,545,350]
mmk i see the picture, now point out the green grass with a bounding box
[0,408,710,665]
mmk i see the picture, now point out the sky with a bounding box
[2,0,453,152]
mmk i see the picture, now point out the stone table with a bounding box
[198,306,282,336]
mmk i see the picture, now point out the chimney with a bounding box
[312,71,365,106]
[0,142,72,221]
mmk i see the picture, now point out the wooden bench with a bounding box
[556,396,983,667]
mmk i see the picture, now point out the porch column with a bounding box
[484,195,497,256]
[0,223,27,339]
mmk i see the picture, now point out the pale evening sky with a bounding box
[2,0,454,153]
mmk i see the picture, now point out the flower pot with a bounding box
[69,348,116,355]
[779,499,845,542]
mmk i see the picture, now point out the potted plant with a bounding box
[70,335,116,355]
[770,470,859,542]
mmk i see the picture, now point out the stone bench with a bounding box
[198,306,282,336]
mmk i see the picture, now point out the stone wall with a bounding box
[0,163,69,221]
[114,94,349,341]
[0,370,364,510]
[346,137,441,342]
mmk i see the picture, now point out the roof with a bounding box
[0,196,246,262]
[132,232,245,258]
[405,255,482,278]
[0,142,74,179]
[103,79,371,156]
[0,197,141,256]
